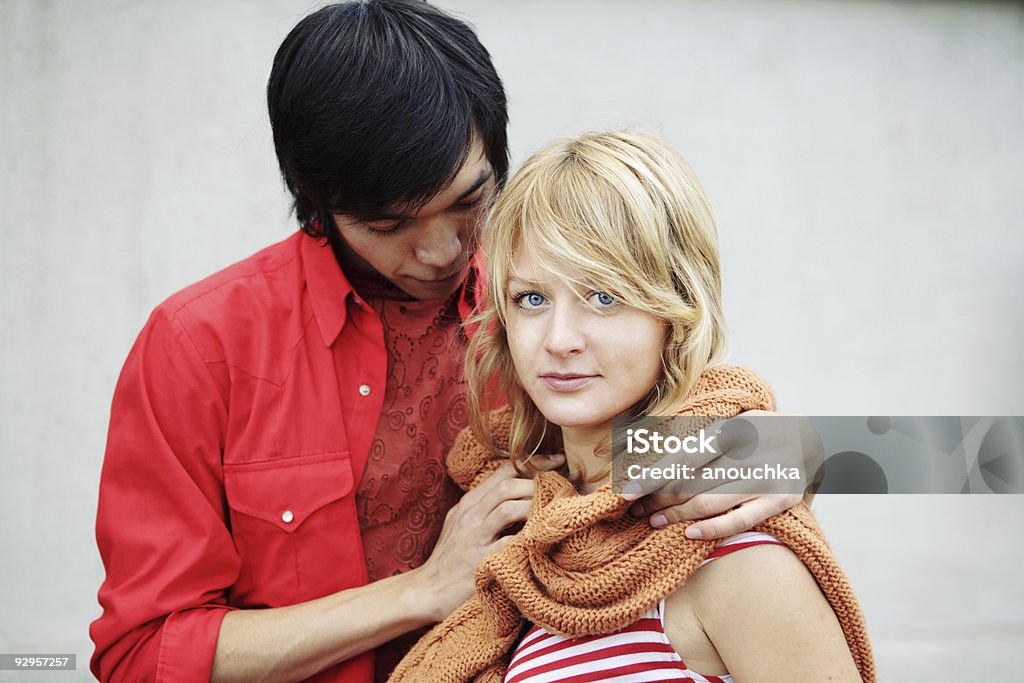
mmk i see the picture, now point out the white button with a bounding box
[358,384,371,396]
[281,510,294,523]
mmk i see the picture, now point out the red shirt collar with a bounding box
[301,233,354,347]
[301,232,483,347]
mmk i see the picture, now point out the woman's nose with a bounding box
[543,304,585,356]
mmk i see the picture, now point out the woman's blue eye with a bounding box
[512,291,547,309]
[593,291,615,306]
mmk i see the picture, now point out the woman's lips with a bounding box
[541,374,598,392]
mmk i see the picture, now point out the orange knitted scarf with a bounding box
[390,367,874,682]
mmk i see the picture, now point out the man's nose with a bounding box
[414,216,463,270]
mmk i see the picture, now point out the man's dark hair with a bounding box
[267,0,509,238]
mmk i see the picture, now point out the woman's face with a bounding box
[505,251,665,433]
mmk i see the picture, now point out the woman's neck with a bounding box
[561,423,612,494]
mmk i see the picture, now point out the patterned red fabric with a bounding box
[354,281,468,681]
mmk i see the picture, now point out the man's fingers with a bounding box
[681,501,760,540]
[464,461,520,504]
[618,451,708,500]
[632,474,760,522]
[473,476,535,513]
[454,465,536,531]
[713,416,762,460]
[487,533,516,555]
[480,499,532,539]
[680,494,796,540]
[644,492,750,528]
[628,492,691,519]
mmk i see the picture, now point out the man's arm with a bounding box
[626,411,824,538]
[91,306,239,682]
[91,307,535,682]
[210,571,430,682]
[210,459,533,682]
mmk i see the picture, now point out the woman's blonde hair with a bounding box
[466,129,728,471]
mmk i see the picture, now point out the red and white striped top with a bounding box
[504,532,783,683]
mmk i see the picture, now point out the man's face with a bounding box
[332,136,495,301]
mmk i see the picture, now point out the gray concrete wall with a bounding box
[2,0,1022,679]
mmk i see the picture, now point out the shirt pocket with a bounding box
[224,452,364,606]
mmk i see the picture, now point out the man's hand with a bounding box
[412,455,563,620]
[623,412,823,539]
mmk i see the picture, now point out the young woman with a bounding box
[390,130,872,682]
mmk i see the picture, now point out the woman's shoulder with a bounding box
[685,532,812,609]
[664,533,796,640]
[665,532,862,682]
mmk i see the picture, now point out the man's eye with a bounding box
[362,220,406,236]
[512,291,547,309]
[450,194,485,212]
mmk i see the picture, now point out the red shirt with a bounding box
[90,232,479,682]
[352,278,468,681]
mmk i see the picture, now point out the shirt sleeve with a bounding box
[90,305,241,682]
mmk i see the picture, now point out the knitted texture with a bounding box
[390,366,874,683]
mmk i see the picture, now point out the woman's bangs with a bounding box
[513,169,636,293]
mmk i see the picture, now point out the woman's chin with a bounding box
[538,409,615,434]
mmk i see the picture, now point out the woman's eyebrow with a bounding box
[507,276,545,289]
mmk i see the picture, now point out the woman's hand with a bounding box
[624,411,822,538]
[411,456,562,621]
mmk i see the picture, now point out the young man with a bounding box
[91,2,810,681]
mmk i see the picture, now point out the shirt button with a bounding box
[358,384,371,396]
[281,510,294,524]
